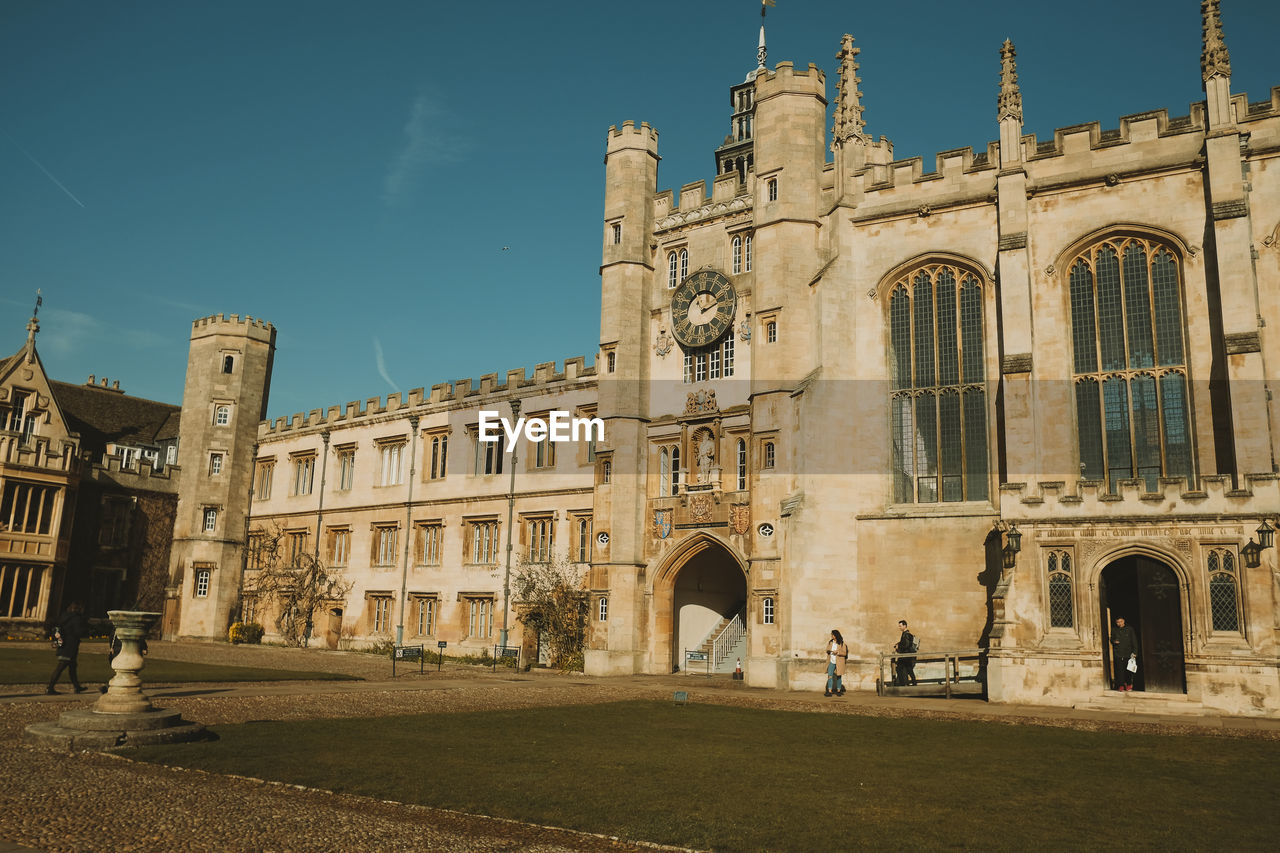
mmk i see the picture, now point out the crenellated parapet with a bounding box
[999,473,1280,521]
[753,61,826,99]
[189,313,275,344]
[88,455,180,490]
[605,120,659,156]
[259,355,597,435]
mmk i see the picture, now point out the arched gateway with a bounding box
[1099,556,1186,694]
[650,533,748,673]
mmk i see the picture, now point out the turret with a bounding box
[163,314,276,639]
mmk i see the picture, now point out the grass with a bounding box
[0,646,357,685]
[126,700,1279,851]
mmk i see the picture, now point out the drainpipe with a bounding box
[303,430,330,646]
[396,415,420,646]
[500,398,522,651]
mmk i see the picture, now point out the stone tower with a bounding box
[588,120,659,675]
[163,314,275,639]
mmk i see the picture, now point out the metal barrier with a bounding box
[876,648,985,698]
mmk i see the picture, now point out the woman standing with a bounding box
[825,629,849,697]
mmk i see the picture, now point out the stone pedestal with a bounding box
[26,610,205,749]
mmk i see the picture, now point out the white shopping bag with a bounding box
[1126,656,1138,673]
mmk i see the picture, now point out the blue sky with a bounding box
[3,1,1277,420]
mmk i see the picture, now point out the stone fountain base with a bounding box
[25,707,206,750]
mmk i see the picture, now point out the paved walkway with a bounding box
[3,640,1277,852]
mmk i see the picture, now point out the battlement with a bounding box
[605,120,660,155]
[190,313,276,344]
[89,454,179,488]
[1000,473,1280,521]
[754,61,826,98]
[260,355,598,436]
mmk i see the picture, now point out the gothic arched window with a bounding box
[732,236,743,274]
[889,262,988,503]
[679,249,688,283]
[1207,548,1241,633]
[736,438,747,490]
[668,252,678,288]
[1069,236,1192,491]
[1046,550,1074,629]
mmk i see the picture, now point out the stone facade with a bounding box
[163,4,1279,716]
[586,3,1280,716]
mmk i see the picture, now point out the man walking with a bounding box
[1111,615,1138,692]
[895,620,917,686]
[47,601,89,695]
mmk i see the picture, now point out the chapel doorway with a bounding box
[1099,556,1186,694]
[669,540,747,673]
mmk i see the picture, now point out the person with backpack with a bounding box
[47,601,89,695]
[894,619,918,686]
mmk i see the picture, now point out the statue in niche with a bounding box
[696,432,716,483]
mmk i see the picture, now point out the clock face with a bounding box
[671,269,737,349]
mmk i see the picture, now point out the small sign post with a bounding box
[436,640,447,672]
[392,644,424,677]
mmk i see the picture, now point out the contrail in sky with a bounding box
[5,133,86,208]
[373,337,399,393]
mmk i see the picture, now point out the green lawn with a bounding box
[0,646,357,685]
[126,700,1279,851]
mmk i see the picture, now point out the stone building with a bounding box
[168,3,1278,715]
[586,0,1280,717]
[0,309,183,632]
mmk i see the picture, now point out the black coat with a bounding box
[896,630,916,656]
[54,610,88,659]
[1111,624,1138,660]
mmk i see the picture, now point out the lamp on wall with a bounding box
[1241,538,1263,570]
[1256,518,1275,551]
[994,521,1022,570]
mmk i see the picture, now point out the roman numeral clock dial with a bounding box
[670,269,737,352]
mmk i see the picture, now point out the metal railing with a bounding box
[711,609,746,671]
[876,648,985,698]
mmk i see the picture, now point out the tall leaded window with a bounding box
[744,235,752,272]
[668,252,679,288]
[732,236,743,274]
[1069,236,1191,492]
[1206,548,1241,633]
[889,263,988,503]
[1046,550,1074,629]
[679,249,688,283]
[736,439,747,490]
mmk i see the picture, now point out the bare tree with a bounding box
[513,554,588,670]
[242,523,352,647]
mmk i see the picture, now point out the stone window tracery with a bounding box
[889,262,988,503]
[1068,236,1192,491]
[1046,550,1074,629]
[1207,547,1241,633]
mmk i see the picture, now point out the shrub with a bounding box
[228,622,265,645]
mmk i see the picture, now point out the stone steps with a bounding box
[1074,691,1208,716]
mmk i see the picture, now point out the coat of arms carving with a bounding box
[688,495,714,524]
[685,389,718,415]
[730,504,750,535]
[653,509,672,539]
[654,329,673,358]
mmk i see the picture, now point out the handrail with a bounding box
[876,648,986,698]
[711,608,746,671]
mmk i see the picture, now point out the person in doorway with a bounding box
[895,620,917,686]
[47,601,89,695]
[825,629,848,697]
[1111,615,1139,691]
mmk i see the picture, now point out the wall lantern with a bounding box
[994,522,1022,570]
[1241,538,1263,570]
[1256,519,1275,551]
